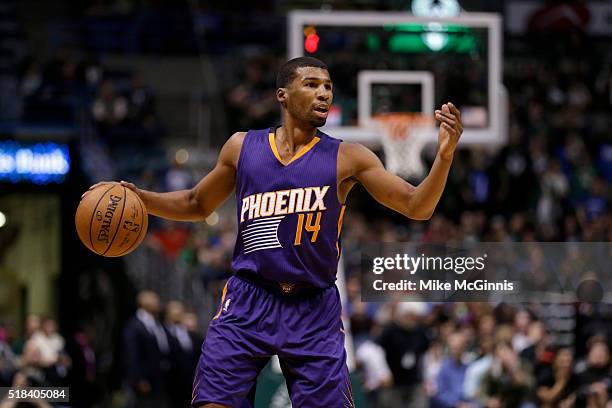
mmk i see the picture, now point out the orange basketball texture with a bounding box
[75,183,148,257]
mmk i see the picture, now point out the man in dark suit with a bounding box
[182,310,204,361]
[164,301,200,407]
[122,291,170,408]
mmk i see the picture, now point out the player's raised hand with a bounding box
[435,102,463,161]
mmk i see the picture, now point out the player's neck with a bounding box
[277,121,317,152]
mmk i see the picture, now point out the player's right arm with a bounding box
[84,132,245,222]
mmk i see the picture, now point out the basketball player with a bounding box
[86,57,463,407]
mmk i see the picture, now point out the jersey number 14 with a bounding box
[294,212,321,245]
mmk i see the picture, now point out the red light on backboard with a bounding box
[305,34,320,53]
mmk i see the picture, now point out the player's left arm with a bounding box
[341,102,462,220]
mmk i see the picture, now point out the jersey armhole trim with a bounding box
[235,131,252,176]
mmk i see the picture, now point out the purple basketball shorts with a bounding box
[191,275,354,408]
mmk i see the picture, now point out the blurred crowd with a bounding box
[16,51,165,149]
[0,314,94,406]
[1,1,611,407]
[3,35,168,184]
[350,301,612,408]
[0,292,201,408]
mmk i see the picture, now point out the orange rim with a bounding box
[372,112,433,140]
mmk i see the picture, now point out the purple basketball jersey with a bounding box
[231,127,345,288]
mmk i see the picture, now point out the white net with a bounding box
[374,113,433,179]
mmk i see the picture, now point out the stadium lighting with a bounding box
[411,0,461,18]
[175,148,189,164]
[412,0,461,52]
[423,31,447,51]
[0,212,5,228]
[206,211,219,226]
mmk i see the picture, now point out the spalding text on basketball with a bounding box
[97,194,123,243]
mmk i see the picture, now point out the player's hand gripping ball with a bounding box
[75,182,148,257]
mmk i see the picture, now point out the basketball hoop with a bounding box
[372,112,434,179]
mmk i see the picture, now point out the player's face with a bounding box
[284,66,333,127]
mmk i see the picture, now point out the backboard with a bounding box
[288,10,507,146]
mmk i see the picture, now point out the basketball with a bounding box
[75,183,148,257]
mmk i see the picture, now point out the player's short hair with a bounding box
[276,56,328,88]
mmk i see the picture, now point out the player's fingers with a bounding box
[441,103,451,114]
[435,113,456,127]
[443,123,460,138]
[441,123,454,133]
[120,180,138,192]
[435,110,454,119]
[435,113,455,126]
[436,110,457,122]
[442,108,462,135]
[82,181,115,199]
[448,102,461,120]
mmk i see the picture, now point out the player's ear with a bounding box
[276,87,287,103]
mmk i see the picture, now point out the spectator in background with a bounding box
[122,291,170,408]
[92,79,128,134]
[355,330,393,408]
[467,149,490,209]
[12,314,41,355]
[126,71,165,144]
[431,332,469,408]
[519,320,553,381]
[349,301,375,346]
[65,322,97,408]
[151,221,191,261]
[463,336,495,405]
[164,301,197,408]
[482,341,535,408]
[489,125,533,214]
[423,339,444,399]
[377,302,429,408]
[13,339,68,388]
[0,327,17,386]
[566,137,597,203]
[19,61,43,98]
[226,58,278,130]
[196,236,232,289]
[537,158,568,226]
[581,177,608,222]
[16,341,45,386]
[574,335,611,407]
[128,72,155,123]
[181,311,203,359]
[512,309,532,353]
[82,55,103,89]
[536,347,577,408]
[28,318,64,367]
